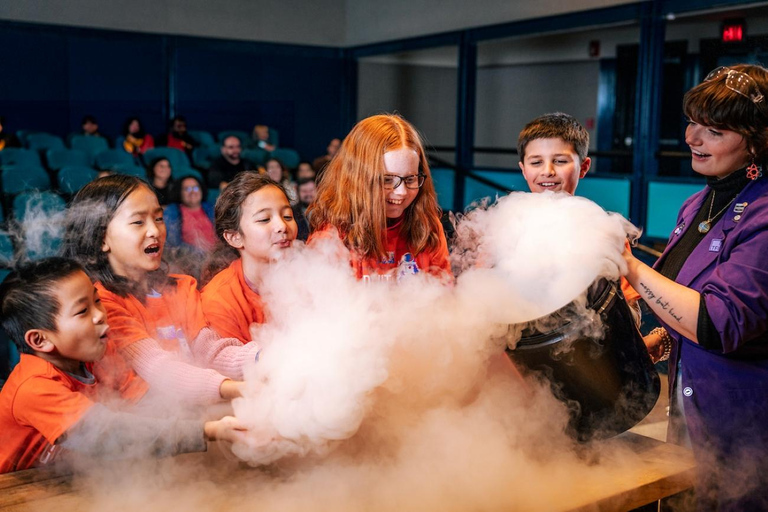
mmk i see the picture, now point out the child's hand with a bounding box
[204,416,249,443]
[219,379,245,400]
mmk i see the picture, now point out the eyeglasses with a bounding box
[382,173,426,190]
[183,186,201,193]
[704,66,765,106]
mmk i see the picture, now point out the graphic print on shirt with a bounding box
[362,252,421,283]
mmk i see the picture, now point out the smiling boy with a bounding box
[0,258,248,474]
[517,112,591,194]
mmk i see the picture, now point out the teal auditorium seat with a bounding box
[110,164,147,178]
[13,191,66,260]
[46,149,91,171]
[26,133,65,152]
[143,147,190,171]
[188,131,217,148]
[0,148,42,168]
[69,135,109,162]
[271,148,300,170]
[242,148,269,166]
[192,146,221,170]
[1,166,51,196]
[0,232,14,266]
[171,167,204,183]
[58,166,97,195]
[217,130,251,148]
[13,190,66,221]
[95,149,135,170]
[15,130,38,146]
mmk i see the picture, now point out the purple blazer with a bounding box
[655,176,768,511]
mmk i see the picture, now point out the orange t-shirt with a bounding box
[0,355,97,473]
[93,274,208,400]
[309,219,452,282]
[201,259,266,343]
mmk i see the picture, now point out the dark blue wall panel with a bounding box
[0,21,345,160]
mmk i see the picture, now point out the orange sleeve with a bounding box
[431,223,452,276]
[621,277,641,303]
[174,275,208,343]
[99,290,156,352]
[201,265,265,343]
[13,377,95,445]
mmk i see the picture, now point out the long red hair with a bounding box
[307,114,443,260]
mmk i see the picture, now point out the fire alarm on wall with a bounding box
[721,18,745,43]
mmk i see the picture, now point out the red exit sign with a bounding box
[722,19,745,42]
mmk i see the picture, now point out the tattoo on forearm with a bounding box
[638,282,683,323]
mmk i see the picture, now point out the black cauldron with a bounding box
[506,279,660,441]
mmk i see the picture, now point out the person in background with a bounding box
[156,116,198,156]
[122,117,155,156]
[264,158,297,204]
[622,64,768,511]
[307,114,451,281]
[312,137,341,177]
[296,161,316,181]
[164,175,216,253]
[0,116,21,151]
[251,124,276,152]
[292,177,316,242]
[76,115,111,146]
[146,157,174,207]
[208,136,257,190]
[0,258,250,474]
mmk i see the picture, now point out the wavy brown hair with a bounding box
[307,113,442,261]
[684,64,768,161]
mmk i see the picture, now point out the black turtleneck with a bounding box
[657,167,751,351]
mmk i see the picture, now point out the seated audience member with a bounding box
[122,117,155,156]
[265,158,297,204]
[517,112,641,312]
[156,116,198,155]
[0,258,249,474]
[207,136,257,190]
[292,177,316,241]
[165,175,216,253]
[146,157,174,207]
[312,137,341,176]
[296,161,316,181]
[0,116,21,151]
[251,124,276,152]
[77,115,111,145]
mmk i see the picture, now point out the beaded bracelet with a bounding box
[649,327,673,363]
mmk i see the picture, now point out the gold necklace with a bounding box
[697,191,735,234]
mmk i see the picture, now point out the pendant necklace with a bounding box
[698,191,735,234]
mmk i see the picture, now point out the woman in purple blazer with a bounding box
[623,64,768,511]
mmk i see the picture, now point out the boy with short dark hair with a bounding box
[0,258,248,474]
[517,112,591,195]
[517,112,641,307]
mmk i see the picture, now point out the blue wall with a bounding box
[0,21,346,161]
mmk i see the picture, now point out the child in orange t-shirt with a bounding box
[307,114,452,282]
[63,175,260,406]
[0,258,249,474]
[201,172,298,343]
[517,112,641,313]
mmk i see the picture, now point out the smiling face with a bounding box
[39,270,109,367]
[520,138,591,195]
[180,177,203,209]
[383,147,421,219]
[266,160,283,182]
[152,159,172,185]
[102,185,166,283]
[224,185,298,266]
[685,121,751,178]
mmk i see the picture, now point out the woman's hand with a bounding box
[204,415,249,443]
[219,379,245,400]
[643,331,666,363]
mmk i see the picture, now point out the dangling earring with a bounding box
[746,159,763,181]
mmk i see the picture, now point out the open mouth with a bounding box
[691,150,710,158]
[144,244,161,255]
[274,239,292,248]
[537,182,561,188]
[387,198,404,205]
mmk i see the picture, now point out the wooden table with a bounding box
[0,432,695,512]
